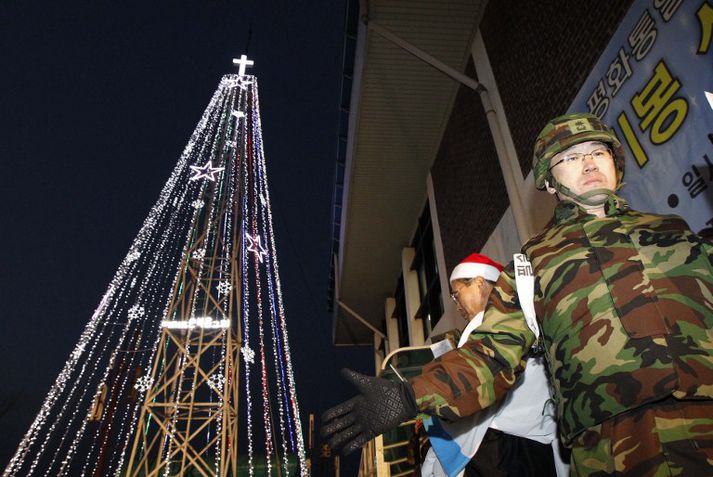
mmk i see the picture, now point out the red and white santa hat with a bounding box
[449,253,503,283]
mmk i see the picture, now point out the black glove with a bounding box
[320,368,419,455]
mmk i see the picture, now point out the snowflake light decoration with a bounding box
[192,248,206,260]
[71,343,86,361]
[127,305,145,321]
[217,280,232,296]
[207,373,225,393]
[191,199,205,209]
[134,375,153,393]
[241,345,255,365]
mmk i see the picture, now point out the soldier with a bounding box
[322,113,713,476]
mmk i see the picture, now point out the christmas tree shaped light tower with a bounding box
[4,56,307,477]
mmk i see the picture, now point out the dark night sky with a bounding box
[0,0,372,470]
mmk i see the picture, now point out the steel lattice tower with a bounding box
[4,62,307,477]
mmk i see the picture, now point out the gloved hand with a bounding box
[321,368,419,455]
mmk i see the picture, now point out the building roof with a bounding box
[329,0,487,345]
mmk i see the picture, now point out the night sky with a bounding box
[0,0,372,470]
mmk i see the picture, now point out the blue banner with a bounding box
[569,0,713,232]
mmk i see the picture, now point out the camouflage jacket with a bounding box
[411,196,713,443]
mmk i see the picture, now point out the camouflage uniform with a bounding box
[410,111,713,475]
[412,195,713,474]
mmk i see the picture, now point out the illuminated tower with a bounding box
[4,57,307,477]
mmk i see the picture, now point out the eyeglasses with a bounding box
[450,278,475,302]
[549,147,612,171]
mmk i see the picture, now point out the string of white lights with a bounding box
[249,87,293,474]
[208,85,244,476]
[247,121,275,475]
[8,88,220,473]
[110,156,207,474]
[5,72,308,477]
[63,82,228,476]
[252,79,308,475]
[144,91,233,476]
[101,171,202,474]
[240,159,255,477]
[80,79,232,477]
[259,171,294,469]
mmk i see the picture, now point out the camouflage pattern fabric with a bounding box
[569,397,713,476]
[411,195,713,446]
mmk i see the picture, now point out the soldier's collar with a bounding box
[554,194,630,224]
[604,194,630,215]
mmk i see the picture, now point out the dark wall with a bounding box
[431,60,508,274]
[431,2,634,274]
[480,0,634,177]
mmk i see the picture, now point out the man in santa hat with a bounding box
[421,253,566,477]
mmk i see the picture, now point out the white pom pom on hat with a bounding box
[449,253,503,283]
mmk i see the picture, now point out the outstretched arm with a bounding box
[322,263,535,453]
[320,369,418,455]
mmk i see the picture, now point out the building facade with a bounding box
[328,1,713,473]
[329,0,632,359]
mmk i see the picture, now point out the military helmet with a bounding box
[532,112,625,190]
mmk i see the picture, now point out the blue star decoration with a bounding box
[189,161,224,182]
[245,233,268,263]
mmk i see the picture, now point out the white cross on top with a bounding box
[232,54,254,76]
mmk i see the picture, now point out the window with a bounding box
[391,275,410,348]
[411,201,444,338]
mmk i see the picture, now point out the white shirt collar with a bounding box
[458,310,484,348]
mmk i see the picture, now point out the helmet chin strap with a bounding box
[549,176,614,207]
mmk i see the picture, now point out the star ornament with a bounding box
[189,161,224,182]
[238,75,253,86]
[245,233,268,263]
[224,78,240,89]
[226,76,253,91]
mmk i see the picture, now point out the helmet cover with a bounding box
[532,112,625,190]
